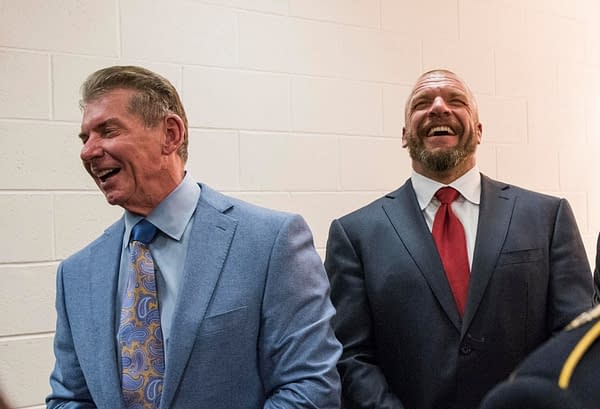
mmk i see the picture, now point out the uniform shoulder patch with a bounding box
[565,304,600,331]
[559,318,600,388]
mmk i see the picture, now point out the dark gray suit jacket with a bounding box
[47,184,342,409]
[594,233,599,304]
[479,304,600,409]
[325,174,593,409]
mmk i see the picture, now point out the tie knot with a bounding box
[435,187,460,205]
[131,219,158,245]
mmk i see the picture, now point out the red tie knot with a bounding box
[436,187,460,205]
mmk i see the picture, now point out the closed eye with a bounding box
[449,98,467,106]
[412,99,432,110]
[102,127,119,137]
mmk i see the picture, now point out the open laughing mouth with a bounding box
[427,125,456,137]
[95,168,121,183]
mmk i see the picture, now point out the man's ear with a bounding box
[476,122,483,144]
[402,127,408,148]
[163,114,185,155]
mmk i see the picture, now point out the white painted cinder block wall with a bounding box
[1,0,600,407]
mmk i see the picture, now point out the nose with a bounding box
[80,133,104,162]
[429,96,451,116]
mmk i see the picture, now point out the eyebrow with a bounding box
[79,117,122,140]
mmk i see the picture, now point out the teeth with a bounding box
[428,126,455,136]
[94,168,116,178]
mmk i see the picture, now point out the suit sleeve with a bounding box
[547,199,594,331]
[594,233,600,305]
[259,214,342,409]
[324,219,404,409]
[46,263,97,409]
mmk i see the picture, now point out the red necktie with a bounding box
[432,187,470,316]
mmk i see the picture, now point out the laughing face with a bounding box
[79,88,178,215]
[402,70,482,181]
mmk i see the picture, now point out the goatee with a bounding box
[406,131,476,172]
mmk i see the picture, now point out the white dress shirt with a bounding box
[411,166,481,268]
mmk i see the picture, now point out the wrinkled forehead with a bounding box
[81,87,135,109]
[404,72,477,122]
[80,88,135,128]
[410,72,471,99]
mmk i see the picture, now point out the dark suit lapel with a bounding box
[160,187,237,409]
[88,220,126,405]
[382,180,462,331]
[461,175,515,336]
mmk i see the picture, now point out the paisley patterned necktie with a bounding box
[117,219,165,408]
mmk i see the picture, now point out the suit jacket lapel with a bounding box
[382,180,462,331]
[461,175,515,336]
[88,220,127,407]
[160,186,237,409]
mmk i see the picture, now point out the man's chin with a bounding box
[103,191,123,207]
[424,138,460,151]
[420,150,465,172]
[426,146,456,156]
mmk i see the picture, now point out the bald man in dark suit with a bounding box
[325,69,594,409]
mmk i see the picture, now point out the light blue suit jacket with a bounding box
[47,184,342,408]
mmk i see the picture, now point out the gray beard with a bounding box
[406,132,476,173]
[410,146,467,172]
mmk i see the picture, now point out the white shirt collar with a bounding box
[411,166,481,210]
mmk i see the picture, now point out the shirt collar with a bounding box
[411,166,481,210]
[124,172,201,242]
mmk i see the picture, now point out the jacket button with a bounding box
[460,344,472,355]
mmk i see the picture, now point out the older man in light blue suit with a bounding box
[46,66,341,409]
